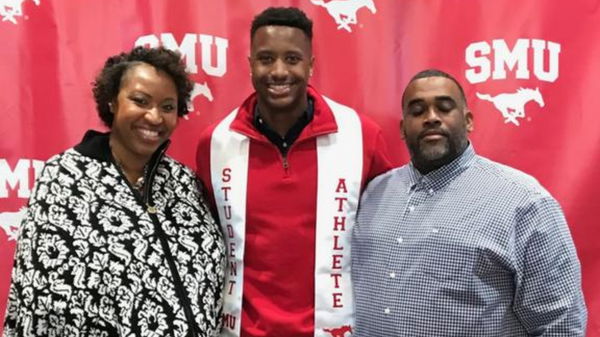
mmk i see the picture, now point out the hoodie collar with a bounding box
[229,85,338,140]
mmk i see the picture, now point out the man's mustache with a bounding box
[418,128,449,140]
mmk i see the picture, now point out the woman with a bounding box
[4,46,225,337]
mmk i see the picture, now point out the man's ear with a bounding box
[464,109,474,133]
[400,119,406,140]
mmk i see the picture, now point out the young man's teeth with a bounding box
[140,129,159,137]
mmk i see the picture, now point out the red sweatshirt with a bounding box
[196,86,392,337]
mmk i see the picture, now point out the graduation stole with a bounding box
[210,97,363,337]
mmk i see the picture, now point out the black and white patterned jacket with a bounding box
[4,130,226,337]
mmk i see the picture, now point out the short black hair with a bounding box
[92,46,193,128]
[250,7,313,41]
[402,69,468,109]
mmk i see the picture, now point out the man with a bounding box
[196,7,392,337]
[352,69,587,336]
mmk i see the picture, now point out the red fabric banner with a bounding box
[1,0,598,334]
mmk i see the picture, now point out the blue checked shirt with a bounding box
[352,145,587,336]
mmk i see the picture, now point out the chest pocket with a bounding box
[418,224,476,282]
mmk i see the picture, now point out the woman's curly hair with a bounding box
[92,46,194,127]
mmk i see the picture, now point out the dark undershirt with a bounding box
[253,98,314,156]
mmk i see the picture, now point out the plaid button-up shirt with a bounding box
[352,145,586,336]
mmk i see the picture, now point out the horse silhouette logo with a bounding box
[0,0,40,24]
[185,81,213,119]
[323,325,353,337]
[476,87,544,126]
[0,207,26,241]
[311,0,376,32]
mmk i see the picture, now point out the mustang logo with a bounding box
[185,81,213,119]
[476,87,545,126]
[0,0,40,24]
[311,0,376,32]
[323,325,353,337]
[0,207,26,241]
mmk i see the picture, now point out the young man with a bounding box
[196,7,392,337]
[352,69,587,336]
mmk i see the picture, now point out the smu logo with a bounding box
[0,158,44,241]
[476,88,544,126]
[311,0,376,32]
[0,208,25,241]
[0,0,39,24]
[135,32,228,118]
[465,38,560,126]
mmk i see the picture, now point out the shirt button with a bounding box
[396,237,403,244]
[408,206,415,212]
[389,272,396,278]
[384,308,391,314]
[432,228,439,233]
[428,188,434,195]
[282,142,288,148]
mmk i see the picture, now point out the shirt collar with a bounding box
[230,85,337,140]
[253,97,314,132]
[407,143,476,191]
[252,98,314,155]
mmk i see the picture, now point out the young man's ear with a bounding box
[248,56,252,76]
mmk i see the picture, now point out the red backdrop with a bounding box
[1,0,599,334]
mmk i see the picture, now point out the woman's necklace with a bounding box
[131,172,145,192]
[112,153,146,194]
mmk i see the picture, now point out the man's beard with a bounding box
[407,131,468,173]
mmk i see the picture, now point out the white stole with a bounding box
[211,97,363,337]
